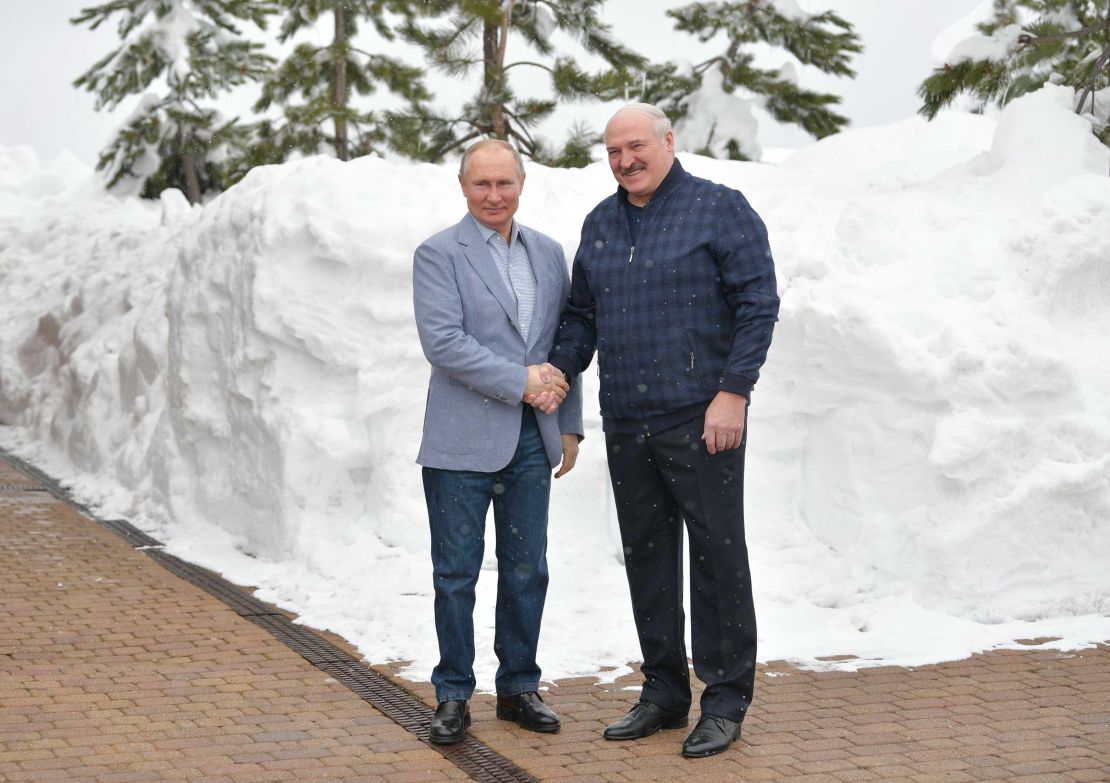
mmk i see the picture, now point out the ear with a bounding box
[518,173,525,194]
[664,131,675,153]
[458,174,466,194]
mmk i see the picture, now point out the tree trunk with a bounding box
[182,145,202,205]
[483,20,508,138]
[333,0,350,160]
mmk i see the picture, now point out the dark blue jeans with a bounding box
[422,408,552,703]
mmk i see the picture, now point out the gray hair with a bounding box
[458,139,525,181]
[605,102,673,144]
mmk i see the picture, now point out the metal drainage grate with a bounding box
[317,660,538,783]
[99,518,165,549]
[245,613,359,664]
[143,549,282,618]
[0,447,539,783]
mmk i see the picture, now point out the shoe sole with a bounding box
[495,706,561,733]
[603,715,689,741]
[428,713,471,745]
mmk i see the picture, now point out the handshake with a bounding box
[524,363,569,414]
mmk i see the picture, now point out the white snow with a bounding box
[945,22,1023,65]
[529,2,558,45]
[675,64,762,161]
[930,0,994,63]
[768,0,812,23]
[2,85,1110,691]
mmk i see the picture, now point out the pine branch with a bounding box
[503,59,555,74]
[1076,45,1110,114]
[1017,21,1109,48]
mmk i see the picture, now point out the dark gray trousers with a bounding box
[605,415,756,722]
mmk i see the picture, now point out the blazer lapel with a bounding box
[457,216,518,327]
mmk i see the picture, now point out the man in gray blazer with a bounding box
[413,139,583,745]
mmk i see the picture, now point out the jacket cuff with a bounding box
[718,372,754,400]
[549,356,578,386]
[506,364,529,405]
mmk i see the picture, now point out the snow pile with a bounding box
[2,86,1109,685]
[945,23,1022,65]
[676,64,762,161]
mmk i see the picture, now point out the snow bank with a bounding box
[2,86,1109,686]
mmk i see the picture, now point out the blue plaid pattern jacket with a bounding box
[550,159,779,426]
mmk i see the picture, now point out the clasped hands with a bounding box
[523,363,568,414]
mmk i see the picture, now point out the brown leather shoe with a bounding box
[495,691,560,733]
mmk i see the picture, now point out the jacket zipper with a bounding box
[619,202,635,412]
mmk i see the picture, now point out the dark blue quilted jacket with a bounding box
[550,159,779,424]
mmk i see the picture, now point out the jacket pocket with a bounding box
[425,381,489,454]
[683,331,706,393]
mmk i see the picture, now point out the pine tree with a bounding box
[72,0,276,203]
[606,1,862,161]
[248,0,430,169]
[400,0,645,166]
[918,0,1110,147]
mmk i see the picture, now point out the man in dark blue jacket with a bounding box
[547,103,779,758]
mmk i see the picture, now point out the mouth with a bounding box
[620,165,646,178]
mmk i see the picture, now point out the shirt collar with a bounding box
[617,157,686,207]
[469,213,524,247]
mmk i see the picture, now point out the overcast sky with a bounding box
[0,0,984,167]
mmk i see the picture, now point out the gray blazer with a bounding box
[414,215,583,471]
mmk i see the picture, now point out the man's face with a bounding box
[459,147,523,236]
[605,112,675,204]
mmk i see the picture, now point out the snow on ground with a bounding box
[2,85,1109,690]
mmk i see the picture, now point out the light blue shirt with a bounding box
[469,214,537,343]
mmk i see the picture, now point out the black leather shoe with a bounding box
[681,714,741,758]
[603,701,689,740]
[429,700,470,745]
[495,691,560,733]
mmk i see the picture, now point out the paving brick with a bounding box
[3,458,1110,783]
[0,480,475,783]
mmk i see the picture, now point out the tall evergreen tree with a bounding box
[400,0,645,166]
[72,0,275,203]
[918,0,1110,147]
[607,1,862,161]
[248,0,430,169]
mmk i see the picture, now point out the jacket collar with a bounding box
[458,212,528,248]
[617,157,687,209]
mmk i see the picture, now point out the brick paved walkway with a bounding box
[0,461,467,783]
[2,456,1108,782]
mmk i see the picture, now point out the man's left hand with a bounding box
[702,391,747,455]
[554,434,579,478]
[524,363,567,414]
